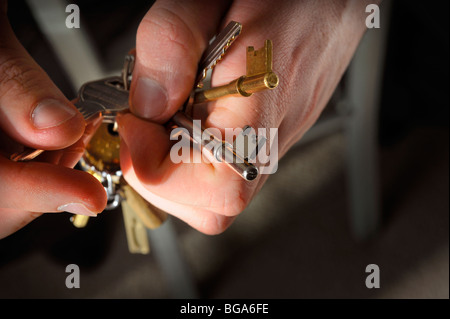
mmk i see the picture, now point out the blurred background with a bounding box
[0,0,448,298]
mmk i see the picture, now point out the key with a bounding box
[121,197,151,254]
[72,121,123,228]
[10,76,129,162]
[170,111,259,181]
[175,21,260,180]
[182,21,242,115]
[75,117,167,255]
[11,23,268,182]
[196,21,242,89]
[233,125,267,162]
[193,40,279,104]
[71,215,90,228]
[75,76,129,123]
[121,184,167,230]
[120,184,167,254]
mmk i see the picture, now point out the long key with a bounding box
[121,199,151,254]
[121,183,168,254]
[194,40,279,104]
[121,184,167,230]
[10,76,129,162]
[170,111,259,181]
[196,21,242,88]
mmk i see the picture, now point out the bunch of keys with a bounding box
[10,21,278,253]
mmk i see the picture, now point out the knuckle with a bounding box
[0,55,41,99]
[213,186,250,217]
[198,213,233,235]
[138,7,198,61]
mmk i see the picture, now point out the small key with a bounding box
[194,40,279,104]
[170,111,259,181]
[121,198,150,254]
[10,76,130,162]
[121,184,167,230]
[121,183,167,254]
[196,21,242,88]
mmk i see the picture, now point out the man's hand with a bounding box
[0,1,106,238]
[118,0,372,234]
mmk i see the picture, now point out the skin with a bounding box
[118,0,377,234]
[0,0,377,238]
[0,1,106,238]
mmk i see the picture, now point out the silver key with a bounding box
[196,21,242,88]
[171,111,259,181]
[75,76,129,123]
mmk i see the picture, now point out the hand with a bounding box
[0,1,106,239]
[118,0,373,234]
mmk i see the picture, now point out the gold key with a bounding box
[56,52,168,255]
[193,40,279,104]
[72,122,122,227]
[121,194,150,254]
[121,184,167,230]
[75,118,167,254]
[120,184,167,254]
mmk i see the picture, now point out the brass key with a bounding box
[121,194,150,255]
[193,40,279,104]
[120,184,167,254]
[121,184,167,230]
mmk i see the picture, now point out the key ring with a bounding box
[122,52,135,91]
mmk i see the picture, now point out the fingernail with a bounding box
[57,203,98,217]
[132,77,168,119]
[32,99,78,129]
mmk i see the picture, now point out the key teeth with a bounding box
[76,105,94,120]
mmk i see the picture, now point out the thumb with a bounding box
[130,0,229,123]
[0,9,85,151]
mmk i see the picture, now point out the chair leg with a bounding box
[147,219,199,298]
[345,2,391,240]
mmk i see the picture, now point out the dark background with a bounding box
[0,0,448,298]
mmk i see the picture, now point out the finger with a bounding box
[0,11,85,150]
[0,156,107,214]
[120,144,235,235]
[117,113,255,217]
[38,115,103,168]
[0,209,42,239]
[130,0,230,123]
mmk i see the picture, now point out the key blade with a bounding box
[74,100,104,121]
[77,76,130,122]
[197,21,242,83]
